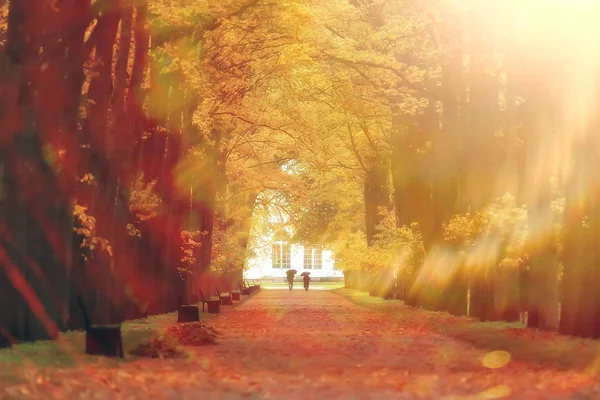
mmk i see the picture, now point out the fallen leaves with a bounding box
[130,322,219,359]
[4,289,600,399]
[165,322,220,346]
[130,338,187,359]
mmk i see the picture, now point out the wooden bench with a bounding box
[215,286,233,306]
[245,280,259,292]
[177,305,200,323]
[77,296,123,358]
[239,282,251,296]
[226,283,241,301]
[199,289,220,314]
[241,280,255,294]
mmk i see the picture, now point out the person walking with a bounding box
[303,274,311,291]
[286,269,297,291]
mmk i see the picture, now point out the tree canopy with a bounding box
[2,0,600,342]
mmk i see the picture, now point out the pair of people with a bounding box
[287,274,310,291]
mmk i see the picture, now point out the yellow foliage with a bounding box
[72,204,113,259]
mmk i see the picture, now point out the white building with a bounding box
[244,241,343,280]
[244,186,343,281]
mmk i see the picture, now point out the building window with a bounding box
[281,243,291,268]
[303,247,312,269]
[313,248,322,269]
[271,244,281,268]
[272,242,290,268]
[302,247,322,269]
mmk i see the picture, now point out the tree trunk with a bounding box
[390,113,433,308]
[493,266,520,322]
[431,34,466,315]
[560,136,600,337]
[0,0,87,341]
[520,83,560,331]
[364,159,388,247]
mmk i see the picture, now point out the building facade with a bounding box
[244,241,343,280]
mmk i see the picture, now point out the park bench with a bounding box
[226,283,241,301]
[215,286,233,306]
[199,288,220,314]
[176,293,201,323]
[248,280,260,292]
[239,282,251,295]
[177,304,200,323]
[245,280,258,292]
[77,295,124,358]
[0,329,11,348]
[242,280,255,294]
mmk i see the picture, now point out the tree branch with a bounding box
[151,0,262,47]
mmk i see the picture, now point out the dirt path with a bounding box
[2,288,600,399]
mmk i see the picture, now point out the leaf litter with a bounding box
[4,290,600,399]
[130,322,219,359]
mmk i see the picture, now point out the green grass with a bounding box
[0,314,169,369]
[0,302,226,384]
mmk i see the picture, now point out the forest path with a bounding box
[194,288,597,399]
[2,288,600,399]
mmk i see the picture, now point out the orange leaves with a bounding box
[72,203,113,258]
[166,322,219,346]
[179,230,202,275]
[130,322,218,360]
[129,178,161,222]
[4,288,600,398]
[130,338,187,359]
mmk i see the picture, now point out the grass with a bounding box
[0,314,171,369]
[331,287,600,373]
[0,299,231,385]
[441,320,600,372]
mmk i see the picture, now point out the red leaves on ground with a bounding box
[130,322,219,358]
[166,322,219,346]
[130,338,186,359]
[4,289,600,399]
